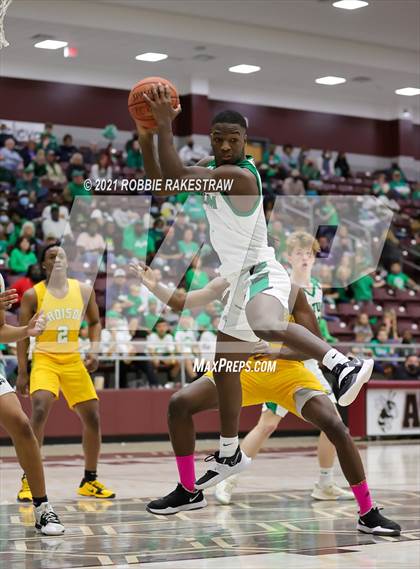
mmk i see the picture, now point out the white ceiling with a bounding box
[2,0,419,121]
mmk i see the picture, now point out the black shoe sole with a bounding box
[146,499,207,516]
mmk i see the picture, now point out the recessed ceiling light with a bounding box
[395,87,420,97]
[229,64,261,74]
[135,52,168,62]
[315,76,346,85]
[333,1,369,10]
[34,40,68,50]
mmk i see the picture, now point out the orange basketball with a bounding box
[128,76,179,129]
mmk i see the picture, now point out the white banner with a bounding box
[367,388,420,436]
[0,119,44,142]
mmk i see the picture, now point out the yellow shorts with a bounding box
[30,354,98,409]
[205,358,328,418]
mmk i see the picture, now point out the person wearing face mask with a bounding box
[282,169,305,196]
[396,355,420,381]
[178,137,208,166]
[16,190,37,221]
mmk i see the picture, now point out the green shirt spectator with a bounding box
[9,237,37,274]
[351,274,374,302]
[185,267,209,291]
[319,318,337,343]
[126,141,144,169]
[196,311,212,330]
[123,220,155,259]
[386,262,418,291]
[178,228,199,260]
[183,194,206,221]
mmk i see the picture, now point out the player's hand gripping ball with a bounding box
[128,76,180,130]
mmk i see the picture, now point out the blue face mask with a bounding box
[19,197,29,206]
[0,215,9,223]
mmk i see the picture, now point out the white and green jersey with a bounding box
[302,277,323,323]
[203,155,275,278]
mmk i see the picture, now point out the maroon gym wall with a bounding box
[1,77,418,159]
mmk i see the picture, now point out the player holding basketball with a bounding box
[16,243,115,501]
[0,276,65,535]
[136,84,373,488]
[215,231,354,504]
[130,263,400,536]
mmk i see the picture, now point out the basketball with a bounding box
[128,76,179,129]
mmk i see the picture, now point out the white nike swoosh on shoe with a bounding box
[189,494,201,503]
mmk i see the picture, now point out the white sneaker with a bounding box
[34,502,65,535]
[311,482,354,501]
[214,475,239,505]
[195,446,251,490]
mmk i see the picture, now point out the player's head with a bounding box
[287,231,320,273]
[41,242,68,277]
[210,110,247,165]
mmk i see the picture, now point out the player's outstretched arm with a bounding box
[129,261,228,312]
[16,289,37,395]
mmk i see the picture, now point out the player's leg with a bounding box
[312,415,353,501]
[17,389,55,502]
[246,290,373,407]
[215,404,284,505]
[74,399,115,499]
[0,392,64,535]
[302,395,401,535]
[147,376,218,514]
[194,331,252,490]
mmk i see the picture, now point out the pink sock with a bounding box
[351,480,373,516]
[175,455,195,492]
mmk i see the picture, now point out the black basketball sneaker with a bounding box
[195,446,251,490]
[146,484,207,515]
[357,506,401,536]
[328,357,374,406]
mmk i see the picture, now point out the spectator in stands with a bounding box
[336,225,354,256]
[350,332,374,359]
[103,219,122,262]
[63,170,91,203]
[199,316,218,364]
[126,139,143,170]
[334,152,351,178]
[19,140,37,167]
[386,262,419,291]
[381,309,400,340]
[398,330,416,359]
[58,134,77,163]
[124,283,144,334]
[125,132,138,153]
[173,211,188,241]
[16,190,37,221]
[351,271,385,303]
[8,236,38,274]
[261,145,282,182]
[149,217,166,250]
[0,225,8,263]
[90,153,113,182]
[372,173,390,196]
[353,313,374,343]
[333,265,352,303]
[19,221,38,253]
[370,328,395,375]
[76,219,105,263]
[185,255,209,291]
[113,196,140,229]
[0,138,23,182]
[107,268,130,310]
[123,219,155,261]
[146,318,179,383]
[143,297,160,332]
[66,152,87,181]
[314,197,339,227]
[389,171,410,199]
[0,124,13,147]
[40,123,58,152]
[281,144,297,172]
[11,263,42,304]
[45,150,66,185]
[300,158,320,183]
[155,225,182,269]
[174,310,198,381]
[268,219,287,262]
[183,194,206,222]
[42,204,71,240]
[42,199,69,223]
[78,321,90,355]
[14,163,43,199]
[380,229,402,270]
[395,355,420,381]
[282,169,305,196]
[178,137,207,165]
[32,149,48,179]
[297,146,309,171]
[178,227,200,264]
[318,150,334,177]
[195,301,220,331]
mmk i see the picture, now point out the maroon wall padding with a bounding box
[0,389,313,441]
[1,77,417,158]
